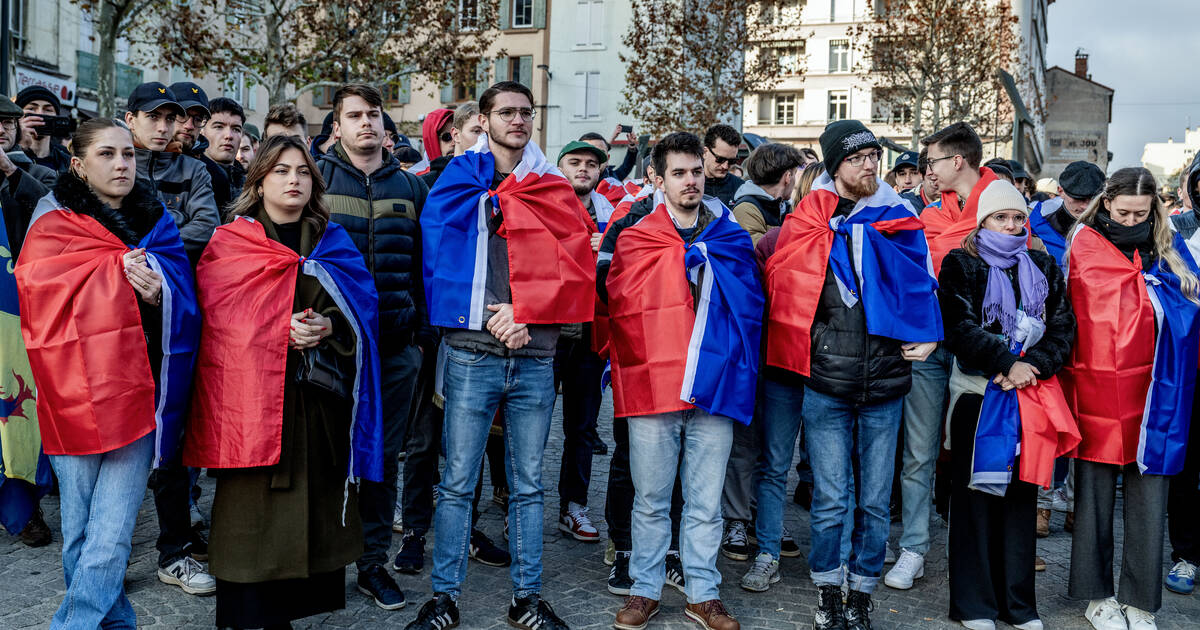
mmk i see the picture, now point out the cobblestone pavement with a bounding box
[3,394,1199,629]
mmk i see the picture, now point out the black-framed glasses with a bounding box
[181,113,209,127]
[708,149,739,166]
[926,154,960,167]
[845,150,883,168]
[439,132,453,143]
[0,119,15,129]
[487,108,535,122]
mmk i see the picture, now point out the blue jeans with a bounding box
[898,347,952,554]
[754,379,805,559]
[628,409,733,603]
[431,345,556,599]
[804,387,902,594]
[50,432,155,629]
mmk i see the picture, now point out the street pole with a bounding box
[1,0,10,95]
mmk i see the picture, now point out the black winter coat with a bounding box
[704,174,744,208]
[938,248,1075,379]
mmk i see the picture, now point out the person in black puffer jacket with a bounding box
[316,84,430,611]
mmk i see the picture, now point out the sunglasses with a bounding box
[707,149,739,166]
[439,132,453,143]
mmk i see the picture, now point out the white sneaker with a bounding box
[558,502,599,541]
[1121,604,1157,630]
[189,504,206,529]
[884,545,897,564]
[157,556,216,595]
[392,504,405,534]
[1050,487,1071,512]
[1013,620,1043,630]
[883,549,924,589]
[960,620,995,630]
[1084,598,1127,630]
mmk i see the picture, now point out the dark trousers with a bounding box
[947,393,1038,625]
[1168,382,1200,565]
[553,338,605,512]
[357,345,422,569]
[1069,459,1168,612]
[605,415,683,552]
[150,459,193,567]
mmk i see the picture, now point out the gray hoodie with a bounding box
[134,147,219,261]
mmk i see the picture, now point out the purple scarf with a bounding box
[976,229,1048,348]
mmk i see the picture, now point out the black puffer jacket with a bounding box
[704,173,744,208]
[938,248,1074,378]
[318,143,434,353]
[807,197,913,404]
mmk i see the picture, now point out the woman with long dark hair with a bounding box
[1063,167,1200,630]
[184,134,383,630]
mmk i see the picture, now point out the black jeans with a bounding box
[553,337,606,512]
[357,345,422,570]
[150,459,193,567]
[1168,380,1200,565]
[605,416,683,552]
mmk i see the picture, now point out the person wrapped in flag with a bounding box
[1060,167,1200,629]
[600,132,762,630]
[937,180,1078,630]
[762,121,939,628]
[1026,160,1106,264]
[413,82,592,630]
[15,119,201,629]
[181,135,383,629]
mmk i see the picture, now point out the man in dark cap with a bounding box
[889,150,921,193]
[15,85,70,175]
[168,82,240,216]
[1028,160,1105,263]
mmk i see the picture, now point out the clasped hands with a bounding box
[486,303,531,350]
[122,249,162,305]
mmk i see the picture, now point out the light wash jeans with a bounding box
[628,408,734,603]
[431,344,556,599]
[804,387,903,594]
[898,346,953,554]
[50,432,155,629]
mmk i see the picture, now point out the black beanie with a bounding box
[16,86,61,115]
[820,119,881,174]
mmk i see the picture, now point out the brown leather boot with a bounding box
[1036,508,1051,537]
[1064,511,1075,532]
[684,599,739,630]
[614,596,659,630]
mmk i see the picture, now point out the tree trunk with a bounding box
[96,2,118,118]
[265,8,290,106]
[909,91,924,148]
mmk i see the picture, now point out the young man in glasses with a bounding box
[702,124,745,207]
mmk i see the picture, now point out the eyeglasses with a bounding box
[487,108,535,122]
[926,154,960,167]
[181,114,209,127]
[845,150,883,168]
[988,213,1028,226]
[707,149,739,166]
[439,132,453,143]
[0,119,15,129]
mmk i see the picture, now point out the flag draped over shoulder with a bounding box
[596,177,639,207]
[588,190,616,233]
[421,135,595,328]
[606,197,763,424]
[765,174,942,377]
[185,217,384,483]
[15,197,199,467]
[921,167,997,274]
[0,206,48,535]
[1061,225,1200,475]
[1028,197,1068,264]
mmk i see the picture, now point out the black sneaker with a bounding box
[721,520,751,561]
[780,526,802,558]
[508,594,569,630]
[357,564,406,610]
[845,590,874,630]
[608,551,633,595]
[469,529,511,567]
[813,584,846,630]
[592,441,609,455]
[665,551,686,594]
[404,593,459,630]
[18,508,51,547]
[393,531,426,574]
[188,527,209,562]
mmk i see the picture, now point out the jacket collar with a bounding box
[53,171,164,245]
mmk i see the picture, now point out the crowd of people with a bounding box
[0,77,1198,630]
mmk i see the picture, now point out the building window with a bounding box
[829,39,850,73]
[508,55,534,89]
[828,90,849,121]
[575,0,605,48]
[762,42,805,76]
[871,88,912,125]
[10,0,25,54]
[757,93,799,126]
[224,71,245,104]
[312,85,335,108]
[512,0,534,28]
[830,0,850,22]
[574,71,600,119]
[458,0,479,30]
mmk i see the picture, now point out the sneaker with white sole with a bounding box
[883,549,924,590]
[721,520,750,561]
[960,620,995,630]
[665,551,686,594]
[1166,559,1196,594]
[558,501,599,541]
[1050,487,1071,512]
[1121,604,1157,630]
[740,552,781,592]
[1084,597,1127,630]
[189,504,206,529]
[1013,620,1043,630]
[780,526,801,558]
[157,555,216,595]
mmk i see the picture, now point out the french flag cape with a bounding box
[422,135,596,328]
[1027,197,1069,264]
[15,195,200,467]
[593,182,656,358]
[1060,225,1200,475]
[971,355,1081,495]
[184,217,384,483]
[606,195,764,424]
[765,174,942,376]
[596,177,640,207]
[920,167,998,274]
[588,190,616,233]
[0,207,49,535]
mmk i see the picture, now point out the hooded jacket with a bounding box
[318,142,434,352]
[731,180,787,245]
[1170,152,1200,238]
[190,136,245,217]
[0,159,49,255]
[421,109,455,163]
[133,146,220,262]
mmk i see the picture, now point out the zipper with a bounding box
[843,229,869,404]
[365,173,375,274]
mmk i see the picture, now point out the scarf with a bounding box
[976,229,1049,350]
[1094,210,1156,271]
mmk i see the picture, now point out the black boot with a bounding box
[813,584,846,630]
[845,590,874,630]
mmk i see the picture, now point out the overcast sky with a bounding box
[1046,0,1200,170]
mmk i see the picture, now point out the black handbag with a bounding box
[294,344,352,400]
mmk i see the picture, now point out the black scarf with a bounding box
[53,171,164,246]
[1047,203,1076,237]
[1094,209,1156,271]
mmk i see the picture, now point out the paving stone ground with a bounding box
[3,392,1199,629]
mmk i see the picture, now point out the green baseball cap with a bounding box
[557,140,608,166]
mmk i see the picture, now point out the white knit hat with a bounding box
[975,180,1030,228]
